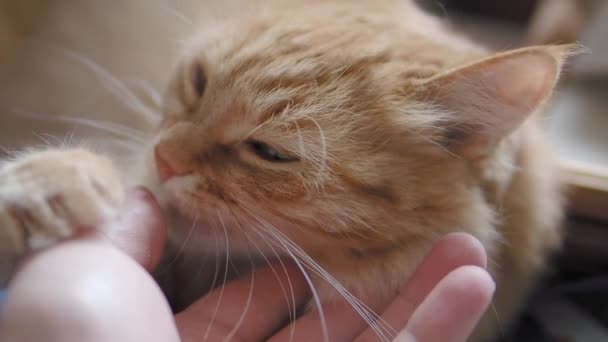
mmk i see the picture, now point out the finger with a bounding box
[402,266,495,342]
[0,242,179,342]
[269,292,389,342]
[272,233,488,342]
[88,187,167,271]
[176,261,310,342]
[356,233,487,342]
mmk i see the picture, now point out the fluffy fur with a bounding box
[0,1,573,341]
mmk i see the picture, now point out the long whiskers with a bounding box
[33,132,64,147]
[290,119,307,160]
[228,205,298,341]
[85,138,146,154]
[129,79,163,108]
[490,301,504,340]
[12,109,146,144]
[160,3,194,26]
[157,214,199,275]
[204,227,223,303]
[301,114,329,177]
[217,210,258,342]
[239,205,397,342]
[251,230,300,341]
[58,49,161,125]
[247,222,330,342]
[203,212,232,342]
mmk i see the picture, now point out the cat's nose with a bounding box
[154,146,185,182]
[155,147,175,182]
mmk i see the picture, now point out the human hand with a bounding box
[177,232,494,342]
[0,189,494,342]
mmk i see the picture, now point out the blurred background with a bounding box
[1,1,607,341]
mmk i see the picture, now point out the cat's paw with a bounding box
[0,148,125,282]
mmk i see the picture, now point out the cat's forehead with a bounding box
[194,7,480,87]
[181,5,483,141]
[187,18,381,127]
[199,8,393,68]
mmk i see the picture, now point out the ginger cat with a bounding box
[0,1,575,340]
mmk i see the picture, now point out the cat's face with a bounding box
[149,3,569,259]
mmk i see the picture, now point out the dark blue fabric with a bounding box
[0,289,5,307]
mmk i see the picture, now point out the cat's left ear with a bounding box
[420,45,580,159]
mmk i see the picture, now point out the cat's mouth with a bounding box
[165,192,209,224]
[155,180,206,226]
[161,182,236,234]
[163,193,273,256]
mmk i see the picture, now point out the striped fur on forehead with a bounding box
[159,14,491,185]
[166,1,491,164]
[187,12,483,131]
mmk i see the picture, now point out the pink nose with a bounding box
[154,147,177,182]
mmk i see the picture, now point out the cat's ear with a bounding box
[420,45,578,159]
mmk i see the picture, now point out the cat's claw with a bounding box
[0,148,125,285]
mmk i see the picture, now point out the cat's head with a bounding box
[149,3,574,259]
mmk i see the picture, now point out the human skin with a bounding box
[0,189,494,342]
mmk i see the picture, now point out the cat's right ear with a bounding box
[417,45,580,159]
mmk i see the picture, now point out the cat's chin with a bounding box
[158,179,222,227]
[164,206,236,251]
[154,183,219,238]
[157,179,294,257]
[161,199,272,257]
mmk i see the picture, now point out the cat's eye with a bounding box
[191,62,207,98]
[246,140,299,163]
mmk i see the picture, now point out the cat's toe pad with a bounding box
[0,149,125,256]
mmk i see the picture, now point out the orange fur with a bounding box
[149,2,571,340]
[0,1,573,341]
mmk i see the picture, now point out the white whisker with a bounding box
[302,114,329,177]
[228,205,299,340]
[163,5,193,26]
[130,79,163,108]
[63,131,78,148]
[243,119,273,142]
[13,109,146,143]
[201,227,223,304]
[292,119,306,158]
[252,229,299,341]
[203,213,232,342]
[490,302,504,339]
[58,49,160,124]
[218,210,256,342]
[238,208,330,342]
[158,215,199,275]
[257,226,330,342]
[231,207,298,336]
[240,206,396,341]
[33,132,62,147]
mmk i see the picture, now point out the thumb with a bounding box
[93,187,167,271]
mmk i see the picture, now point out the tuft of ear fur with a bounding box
[420,44,582,159]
